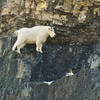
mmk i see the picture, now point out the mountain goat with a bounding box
[12,26,56,53]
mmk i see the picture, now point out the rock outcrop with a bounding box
[0,33,100,100]
[0,0,100,35]
[0,41,100,100]
[0,0,100,100]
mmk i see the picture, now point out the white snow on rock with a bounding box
[43,81,54,85]
[66,70,74,76]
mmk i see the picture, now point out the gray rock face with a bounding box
[0,35,100,100]
[0,16,100,100]
[48,69,100,100]
[0,36,100,80]
[0,0,100,100]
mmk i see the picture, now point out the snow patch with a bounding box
[66,70,74,76]
[43,81,53,85]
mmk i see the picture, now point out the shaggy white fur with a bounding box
[12,26,56,53]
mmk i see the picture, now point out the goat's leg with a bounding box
[16,43,26,54]
[36,41,43,53]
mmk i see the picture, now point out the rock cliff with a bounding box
[0,0,100,100]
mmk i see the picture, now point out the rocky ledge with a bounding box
[0,0,100,100]
[0,16,100,100]
[0,33,100,100]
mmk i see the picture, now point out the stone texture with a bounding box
[0,0,100,100]
[0,35,100,100]
[0,0,100,36]
[48,69,100,100]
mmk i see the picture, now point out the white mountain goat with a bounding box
[12,26,56,53]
